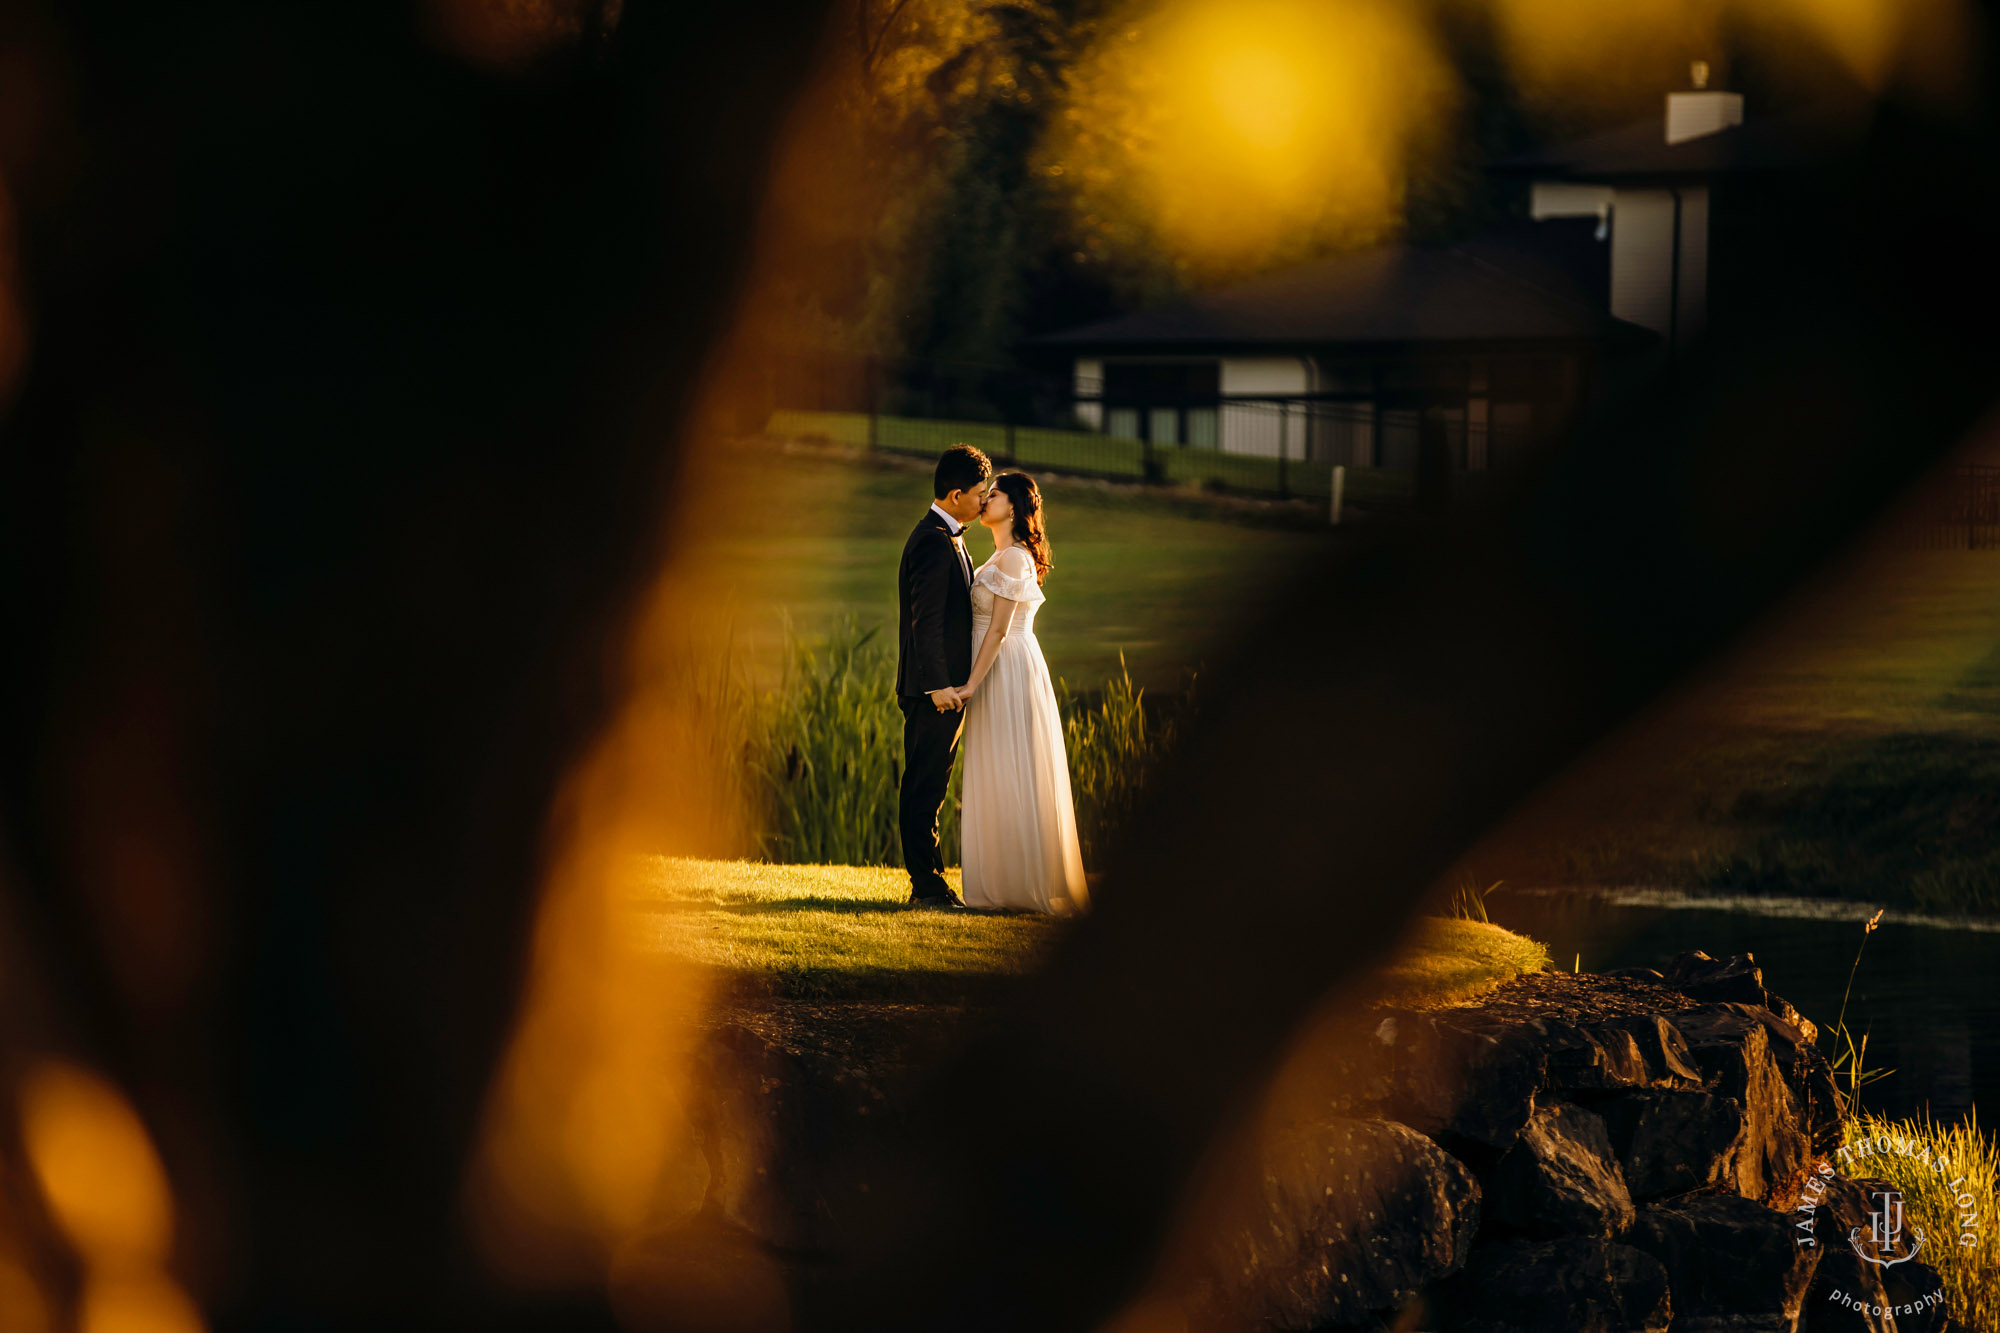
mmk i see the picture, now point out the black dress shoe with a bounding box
[907,892,967,910]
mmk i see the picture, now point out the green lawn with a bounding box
[689,437,1338,692]
[1471,549,2000,913]
[632,857,1549,1006]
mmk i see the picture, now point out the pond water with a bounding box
[1482,890,2000,1126]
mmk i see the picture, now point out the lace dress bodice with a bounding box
[971,555,1043,638]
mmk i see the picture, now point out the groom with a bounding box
[896,443,994,907]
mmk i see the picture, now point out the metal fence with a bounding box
[759,350,1547,507]
[1901,465,2000,550]
[764,404,1552,509]
[765,407,1415,507]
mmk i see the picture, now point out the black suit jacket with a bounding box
[896,510,973,699]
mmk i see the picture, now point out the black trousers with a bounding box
[898,695,964,898]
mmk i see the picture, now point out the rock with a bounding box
[1484,1103,1636,1239]
[1603,966,1668,984]
[1801,1174,1952,1333]
[1669,1006,1812,1202]
[1664,950,1771,1006]
[1186,1116,1480,1332]
[1544,1016,1704,1096]
[1682,1003,1845,1160]
[1427,1236,1672,1333]
[1878,1259,1950,1333]
[1598,1088,1746,1199]
[1629,1194,1821,1332]
[1763,992,1820,1049]
[1376,1012,1546,1153]
[1600,1013,1709,1087]
[1676,1001,1813,1071]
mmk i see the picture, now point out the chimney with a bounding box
[1665,61,1743,145]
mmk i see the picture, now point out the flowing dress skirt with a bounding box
[960,626,1089,915]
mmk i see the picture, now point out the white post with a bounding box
[1330,465,1346,525]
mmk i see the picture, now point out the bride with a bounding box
[952,472,1089,916]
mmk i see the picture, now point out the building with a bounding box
[1032,73,1812,485]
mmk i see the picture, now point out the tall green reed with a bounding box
[1838,1108,2000,1331]
[748,619,961,865]
[1826,909,1896,1113]
[697,621,1188,868]
[1059,653,1195,867]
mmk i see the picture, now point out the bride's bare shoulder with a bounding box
[996,545,1035,575]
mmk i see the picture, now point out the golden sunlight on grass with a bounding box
[17,1061,205,1333]
[629,858,1067,998]
[631,857,1548,1010]
[1371,917,1553,1008]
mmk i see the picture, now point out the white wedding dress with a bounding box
[960,547,1089,916]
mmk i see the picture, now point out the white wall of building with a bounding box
[1219,356,1310,397]
[1609,188,1676,338]
[1073,357,1103,429]
[1219,356,1311,456]
[1531,182,1614,221]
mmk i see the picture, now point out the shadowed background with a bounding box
[1,1,1998,1330]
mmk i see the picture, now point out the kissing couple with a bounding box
[894,444,1089,916]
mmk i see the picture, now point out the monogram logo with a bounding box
[1851,1188,1926,1267]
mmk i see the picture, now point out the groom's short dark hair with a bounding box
[934,444,993,499]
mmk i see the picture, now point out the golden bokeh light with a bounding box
[0,1258,54,1333]
[16,1060,206,1332]
[468,562,747,1282]
[1749,0,1977,95]
[77,1271,205,1333]
[1047,0,1457,276]
[1486,0,1977,116]
[1484,0,1724,118]
[18,1062,175,1267]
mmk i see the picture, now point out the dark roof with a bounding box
[1488,109,1829,182]
[1030,219,1647,352]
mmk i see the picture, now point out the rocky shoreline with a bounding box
[679,952,1960,1332]
[1171,952,1953,1333]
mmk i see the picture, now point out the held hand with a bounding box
[928,688,961,713]
[953,684,976,705]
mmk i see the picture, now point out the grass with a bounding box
[1466,549,2000,914]
[1371,916,1552,1007]
[693,431,1338,693]
[632,858,1058,1003]
[1837,1108,2000,1332]
[633,856,1550,1009]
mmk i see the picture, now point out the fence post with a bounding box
[1331,465,1345,525]
[1277,402,1290,499]
[1969,466,1978,551]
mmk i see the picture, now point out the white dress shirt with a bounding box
[930,502,973,585]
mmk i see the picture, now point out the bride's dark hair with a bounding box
[994,472,1051,586]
